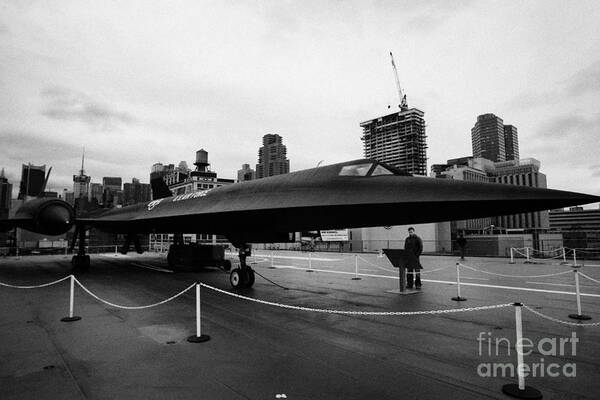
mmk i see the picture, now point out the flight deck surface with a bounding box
[1,251,599,399]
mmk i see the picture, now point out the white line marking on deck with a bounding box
[525,281,574,287]
[227,252,341,262]
[131,263,173,273]
[265,264,600,298]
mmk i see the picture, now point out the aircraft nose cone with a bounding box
[38,204,74,235]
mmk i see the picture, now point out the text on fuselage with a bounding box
[147,189,211,211]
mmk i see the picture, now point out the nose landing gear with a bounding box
[71,225,90,271]
[229,267,255,289]
[230,244,255,289]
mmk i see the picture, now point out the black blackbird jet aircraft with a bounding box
[2,159,598,288]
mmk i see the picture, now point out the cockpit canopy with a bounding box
[338,162,410,177]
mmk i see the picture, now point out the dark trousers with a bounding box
[406,269,421,288]
[459,246,466,260]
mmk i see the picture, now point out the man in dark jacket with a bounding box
[404,227,423,289]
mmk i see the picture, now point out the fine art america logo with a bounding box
[476,331,578,378]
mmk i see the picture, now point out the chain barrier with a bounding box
[512,247,567,262]
[356,255,452,275]
[73,277,196,310]
[531,253,566,260]
[198,282,511,315]
[0,275,71,289]
[458,263,572,279]
[578,272,600,285]
[532,248,563,255]
[356,255,396,273]
[512,248,529,258]
[523,305,600,327]
[406,265,453,275]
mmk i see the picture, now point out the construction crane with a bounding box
[390,51,408,111]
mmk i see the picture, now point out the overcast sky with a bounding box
[1,0,599,203]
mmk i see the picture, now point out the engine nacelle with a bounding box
[14,198,75,235]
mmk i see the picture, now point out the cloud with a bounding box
[527,113,600,184]
[534,113,600,139]
[564,60,600,97]
[404,0,474,33]
[0,128,165,196]
[0,130,82,195]
[510,60,600,109]
[41,87,135,129]
[591,165,600,178]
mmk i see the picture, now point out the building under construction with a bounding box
[359,52,427,175]
[360,108,427,175]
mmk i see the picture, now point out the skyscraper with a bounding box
[0,168,12,220]
[153,149,234,197]
[100,177,122,207]
[0,169,12,247]
[503,125,519,161]
[237,164,255,182]
[360,108,427,175]
[89,183,104,204]
[18,164,46,199]
[471,113,506,162]
[123,178,151,205]
[256,134,290,179]
[488,158,548,230]
[433,157,548,231]
[102,177,122,191]
[73,169,90,200]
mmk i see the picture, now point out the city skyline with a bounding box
[1,1,599,203]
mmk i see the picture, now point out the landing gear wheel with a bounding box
[230,268,245,289]
[221,259,232,272]
[245,268,255,288]
[71,255,90,271]
[167,251,183,269]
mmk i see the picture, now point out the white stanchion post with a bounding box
[61,275,81,322]
[562,247,567,264]
[515,304,525,390]
[114,245,118,256]
[451,263,466,301]
[502,303,542,399]
[569,268,591,320]
[351,254,361,280]
[269,251,275,269]
[306,252,313,272]
[525,247,531,263]
[187,283,210,342]
[196,284,201,335]
[573,249,578,267]
[510,248,515,264]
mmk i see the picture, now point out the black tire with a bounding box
[222,259,232,272]
[229,268,246,289]
[72,255,90,271]
[167,251,184,269]
[245,268,255,288]
[167,252,176,269]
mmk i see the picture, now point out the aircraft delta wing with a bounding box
[4,159,599,244]
[72,159,598,243]
[2,159,598,287]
